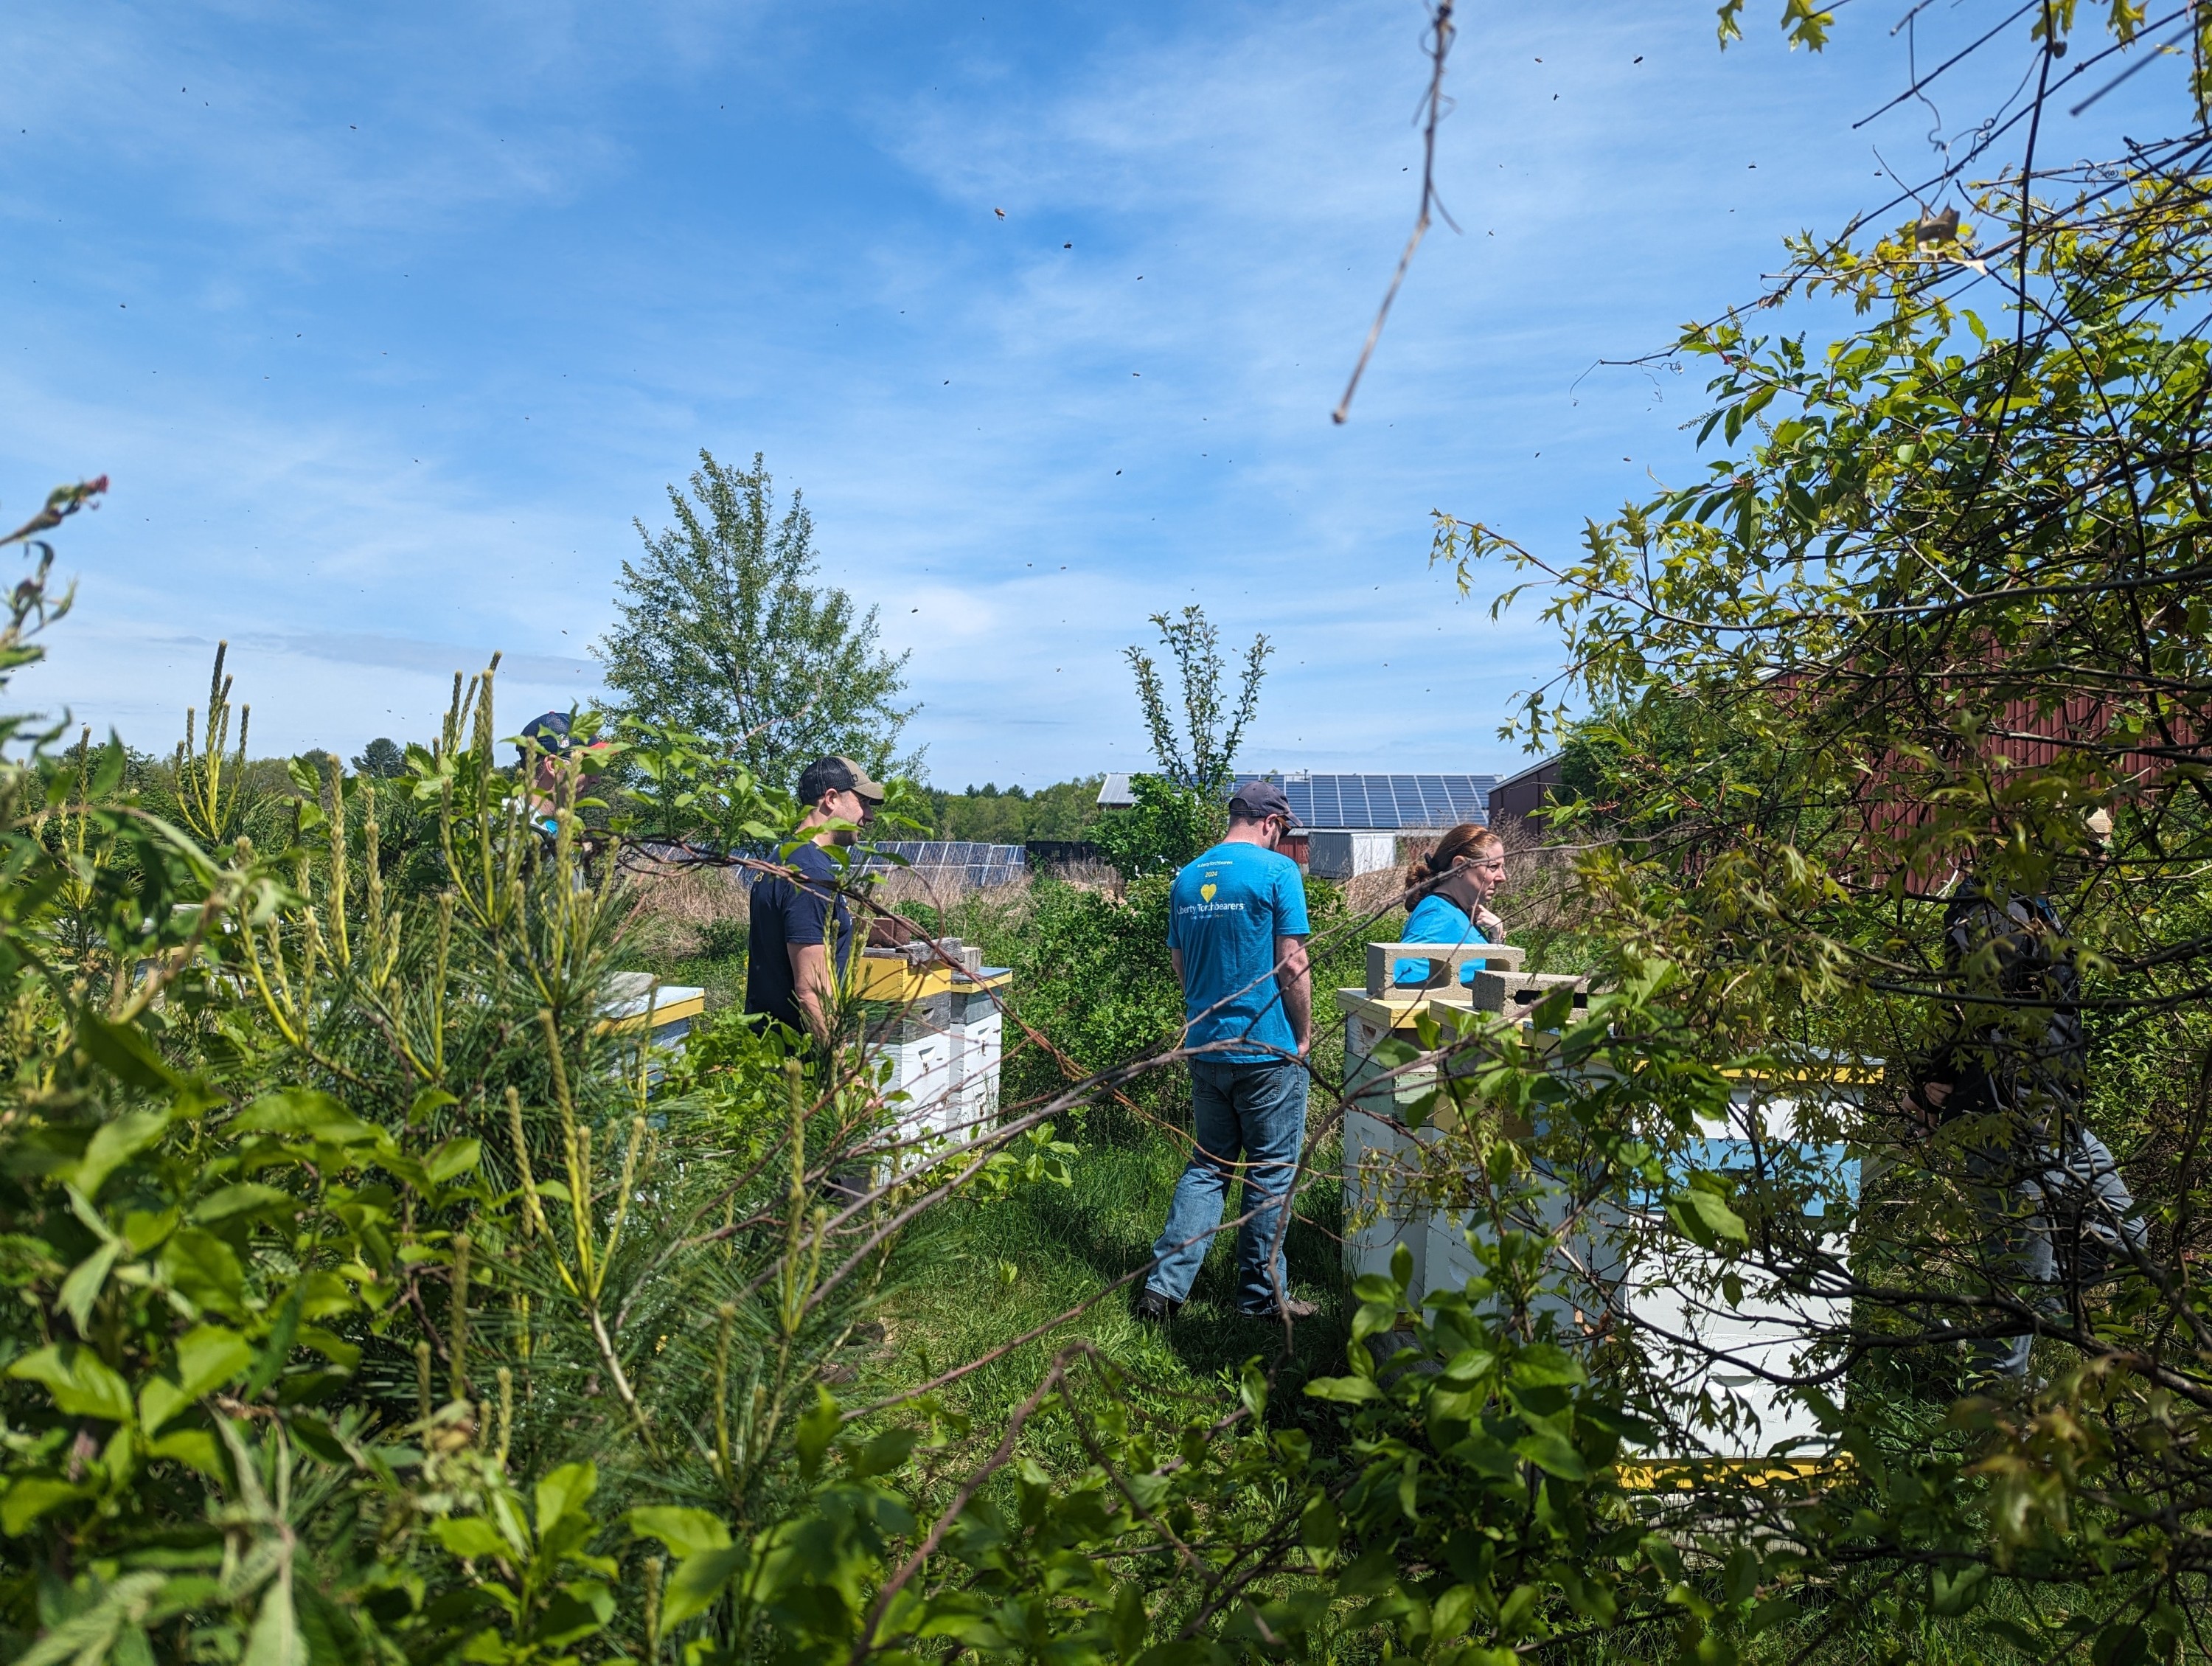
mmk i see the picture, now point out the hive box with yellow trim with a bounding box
[855,949,1012,1163]
[601,972,709,1083]
[1339,946,1863,1463]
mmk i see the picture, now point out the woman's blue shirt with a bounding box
[1394,893,1492,988]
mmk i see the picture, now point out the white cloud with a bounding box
[2,0,2154,788]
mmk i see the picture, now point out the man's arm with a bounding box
[1276,935,1312,1059]
[1171,946,1184,985]
[787,941,835,1052]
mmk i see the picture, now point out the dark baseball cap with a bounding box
[519,711,575,758]
[799,754,886,805]
[1227,780,1299,825]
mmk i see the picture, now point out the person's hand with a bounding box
[1475,906,1505,937]
[1907,1077,1950,1129]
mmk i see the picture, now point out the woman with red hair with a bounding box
[1393,823,1506,989]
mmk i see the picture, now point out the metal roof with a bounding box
[1231,772,1495,830]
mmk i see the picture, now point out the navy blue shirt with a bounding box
[745,842,854,1035]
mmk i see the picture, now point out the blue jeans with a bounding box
[1147,1059,1310,1313]
[1967,1126,2144,1380]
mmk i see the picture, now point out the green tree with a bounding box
[1091,772,1222,879]
[1124,604,1270,796]
[1433,69,2212,1659]
[925,777,1105,844]
[594,450,916,791]
[352,736,406,777]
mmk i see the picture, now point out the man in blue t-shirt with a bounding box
[1138,780,1316,1323]
[745,755,880,1051]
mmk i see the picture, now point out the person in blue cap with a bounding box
[1393,822,1508,990]
[1138,779,1315,1323]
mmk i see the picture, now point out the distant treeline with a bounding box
[100,739,1102,850]
[921,777,1102,844]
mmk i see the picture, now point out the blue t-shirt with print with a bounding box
[1167,841,1310,1063]
[1394,894,1491,988]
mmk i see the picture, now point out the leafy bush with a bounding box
[1089,775,1222,882]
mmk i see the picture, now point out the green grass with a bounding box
[856,1112,1357,1467]
[615,948,748,1012]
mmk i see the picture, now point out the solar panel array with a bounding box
[858,841,1028,889]
[1232,774,1497,830]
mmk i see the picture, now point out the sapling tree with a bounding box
[1124,603,1270,796]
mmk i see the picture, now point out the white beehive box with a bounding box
[600,973,709,1084]
[1338,945,1861,1463]
[855,949,1012,1167]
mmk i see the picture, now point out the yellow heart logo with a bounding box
[1200,883,1217,902]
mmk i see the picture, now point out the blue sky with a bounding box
[0,1,2183,787]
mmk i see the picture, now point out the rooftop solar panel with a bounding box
[1231,772,1499,830]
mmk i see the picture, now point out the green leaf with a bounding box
[68,1107,173,1199]
[408,1087,459,1125]
[627,1507,731,1558]
[10,1343,134,1422]
[1507,1344,1585,1389]
[191,1183,299,1226]
[242,1578,305,1666]
[1304,1374,1382,1403]
[1670,1184,1749,1247]
[1432,1583,1481,1645]
[12,1573,164,1666]
[794,1387,840,1481]
[1333,1544,1397,1600]
[535,1461,597,1537]
[1496,1583,1540,1640]
[1440,1347,1498,1384]
[2091,1622,2148,1666]
[139,1325,252,1433]
[1,1476,91,1535]
[425,1139,482,1184]
[1351,1273,1399,1305]
[234,1091,379,1148]
[434,1518,513,1562]
[661,1545,748,1628]
[59,1239,123,1334]
[246,1287,305,1401]
[120,1207,180,1254]
[76,1013,181,1094]
[147,1429,224,1477]
[850,1426,917,1479]
[1930,1563,1987,1617]
[531,1583,611,1648]
[160,1229,247,1318]
[1299,1490,1340,1555]
[1511,1428,1589,1479]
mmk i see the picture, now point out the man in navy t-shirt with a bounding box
[745,755,881,1050]
[1139,780,1315,1323]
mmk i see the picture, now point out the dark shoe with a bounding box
[1135,1288,1180,1324]
[1242,1297,1320,1321]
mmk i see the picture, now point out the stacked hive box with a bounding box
[1338,943,1860,1462]
[601,973,709,1083]
[855,945,1011,1166]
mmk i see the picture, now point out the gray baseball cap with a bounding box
[1227,780,1299,825]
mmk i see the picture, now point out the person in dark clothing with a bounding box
[745,756,883,1051]
[1913,870,2145,1381]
